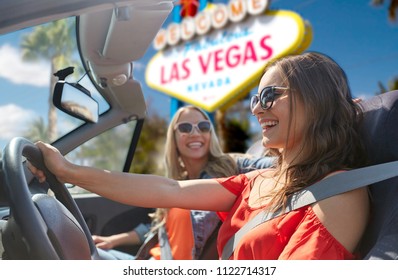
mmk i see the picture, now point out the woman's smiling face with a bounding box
[252,66,307,155]
[174,108,211,161]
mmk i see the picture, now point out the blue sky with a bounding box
[134,0,398,119]
[0,0,397,147]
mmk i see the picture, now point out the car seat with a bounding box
[358,90,398,259]
[198,222,221,260]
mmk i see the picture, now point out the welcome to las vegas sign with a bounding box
[146,3,312,112]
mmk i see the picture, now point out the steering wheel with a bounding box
[2,137,99,260]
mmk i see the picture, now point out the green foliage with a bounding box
[21,19,76,65]
[20,18,80,142]
[216,99,254,153]
[130,114,168,175]
[67,123,136,171]
[371,0,398,21]
[389,76,398,91]
[60,114,167,178]
[23,117,49,143]
[223,118,251,153]
[377,76,398,94]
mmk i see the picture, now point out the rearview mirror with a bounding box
[53,81,99,123]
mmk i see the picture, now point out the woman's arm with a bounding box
[236,156,276,173]
[92,223,151,249]
[28,142,236,212]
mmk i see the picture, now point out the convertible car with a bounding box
[0,0,398,260]
[0,0,174,260]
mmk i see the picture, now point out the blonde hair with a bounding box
[165,105,237,179]
[261,52,367,211]
[151,105,238,225]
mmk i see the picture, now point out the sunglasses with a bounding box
[250,86,288,112]
[174,121,211,134]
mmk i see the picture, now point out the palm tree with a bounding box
[20,18,77,142]
[23,117,49,143]
[71,124,133,171]
[64,113,167,175]
[371,1,398,95]
[371,0,398,21]
[377,76,398,94]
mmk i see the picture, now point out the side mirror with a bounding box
[53,81,99,123]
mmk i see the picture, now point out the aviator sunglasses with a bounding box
[174,121,211,134]
[250,86,288,112]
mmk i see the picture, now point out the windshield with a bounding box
[0,17,109,155]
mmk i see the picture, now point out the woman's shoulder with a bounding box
[244,168,274,181]
[311,170,370,252]
[315,170,369,208]
[215,172,257,196]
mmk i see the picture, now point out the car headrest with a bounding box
[359,90,398,165]
[357,90,398,260]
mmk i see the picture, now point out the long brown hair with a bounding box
[263,52,367,211]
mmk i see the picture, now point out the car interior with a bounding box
[0,0,175,260]
[0,0,397,260]
[357,90,398,260]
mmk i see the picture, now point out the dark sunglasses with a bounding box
[250,86,288,112]
[174,121,211,134]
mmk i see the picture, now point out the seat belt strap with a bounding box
[135,230,158,260]
[221,160,398,260]
[159,225,174,260]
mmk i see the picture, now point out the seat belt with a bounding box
[135,225,174,260]
[135,230,158,260]
[221,160,398,260]
[158,225,174,260]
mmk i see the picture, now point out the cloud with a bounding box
[0,104,38,141]
[0,44,50,87]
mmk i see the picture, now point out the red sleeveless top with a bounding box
[216,174,356,260]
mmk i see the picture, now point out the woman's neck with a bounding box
[280,144,304,168]
[182,156,208,179]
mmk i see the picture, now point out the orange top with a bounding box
[149,208,195,260]
[216,174,356,260]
